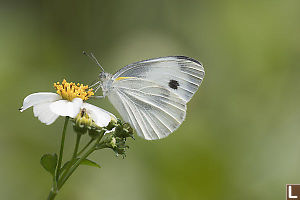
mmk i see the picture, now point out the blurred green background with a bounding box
[1,0,300,199]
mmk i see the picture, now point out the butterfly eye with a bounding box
[168,79,179,89]
[99,72,106,80]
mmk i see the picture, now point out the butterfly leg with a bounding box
[91,95,104,99]
[89,80,101,88]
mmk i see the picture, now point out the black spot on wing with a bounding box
[174,56,202,66]
[169,79,179,89]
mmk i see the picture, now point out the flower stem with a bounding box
[57,132,104,190]
[72,134,82,160]
[55,117,69,183]
[47,188,57,200]
[47,117,69,200]
[57,133,83,185]
[58,144,95,189]
[77,138,94,156]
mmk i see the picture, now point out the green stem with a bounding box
[58,133,83,184]
[58,144,95,189]
[77,138,94,156]
[47,188,57,200]
[47,117,69,200]
[57,133,104,190]
[72,134,82,160]
[55,117,69,183]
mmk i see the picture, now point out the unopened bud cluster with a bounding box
[72,110,134,157]
[97,119,134,158]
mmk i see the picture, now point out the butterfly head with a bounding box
[99,71,111,82]
[97,71,113,96]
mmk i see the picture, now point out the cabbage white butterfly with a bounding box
[85,52,205,140]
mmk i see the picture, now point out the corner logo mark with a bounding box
[287,185,300,200]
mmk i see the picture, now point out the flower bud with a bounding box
[73,108,93,134]
[114,122,134,139]
[110,137,117,148]
[106,117,118,130]
[96,132,129,157]
[97,132,116,149]
[88,125,104,140]
[112,137,129,158]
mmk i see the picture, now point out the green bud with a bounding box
[110,137,117,148]
[88,125,104,139]
[73,122,88,134]
[97,132,115,149]
[112,137,129,157]
[114,122,134,139]
[94,118,133,158]
[72,108,93,134]
[106,117,118,130]
[113,147,127,158]
[95,133,129,157]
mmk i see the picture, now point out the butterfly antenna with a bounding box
[83,51,105,72]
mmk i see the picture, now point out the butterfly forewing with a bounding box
[111,56,205,102]
[107,78,187,140]
[104,56,205,140]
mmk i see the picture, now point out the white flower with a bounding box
[20,80,116,127]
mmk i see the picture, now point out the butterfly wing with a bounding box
[106,78,187,140]
[112,56,205,102]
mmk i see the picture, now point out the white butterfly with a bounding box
[87,53,205,140]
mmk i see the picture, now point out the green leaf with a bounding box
[61,158,100,173]
[80,159,101,168]
[40,153,57,176]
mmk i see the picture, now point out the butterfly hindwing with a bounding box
[107,78,187,140]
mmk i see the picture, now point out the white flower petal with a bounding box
[20,92,61,112]
[33,102,59,125]
[104,127,115,135]
[50,98,83,118]
[82,103,116,127]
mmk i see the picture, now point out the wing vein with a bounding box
[118,88,156,139]
[116,86,186,112]
[118,89,182,124]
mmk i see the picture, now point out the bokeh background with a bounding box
[1,0,300,199]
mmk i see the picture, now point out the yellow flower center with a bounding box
[54,79,94,101]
